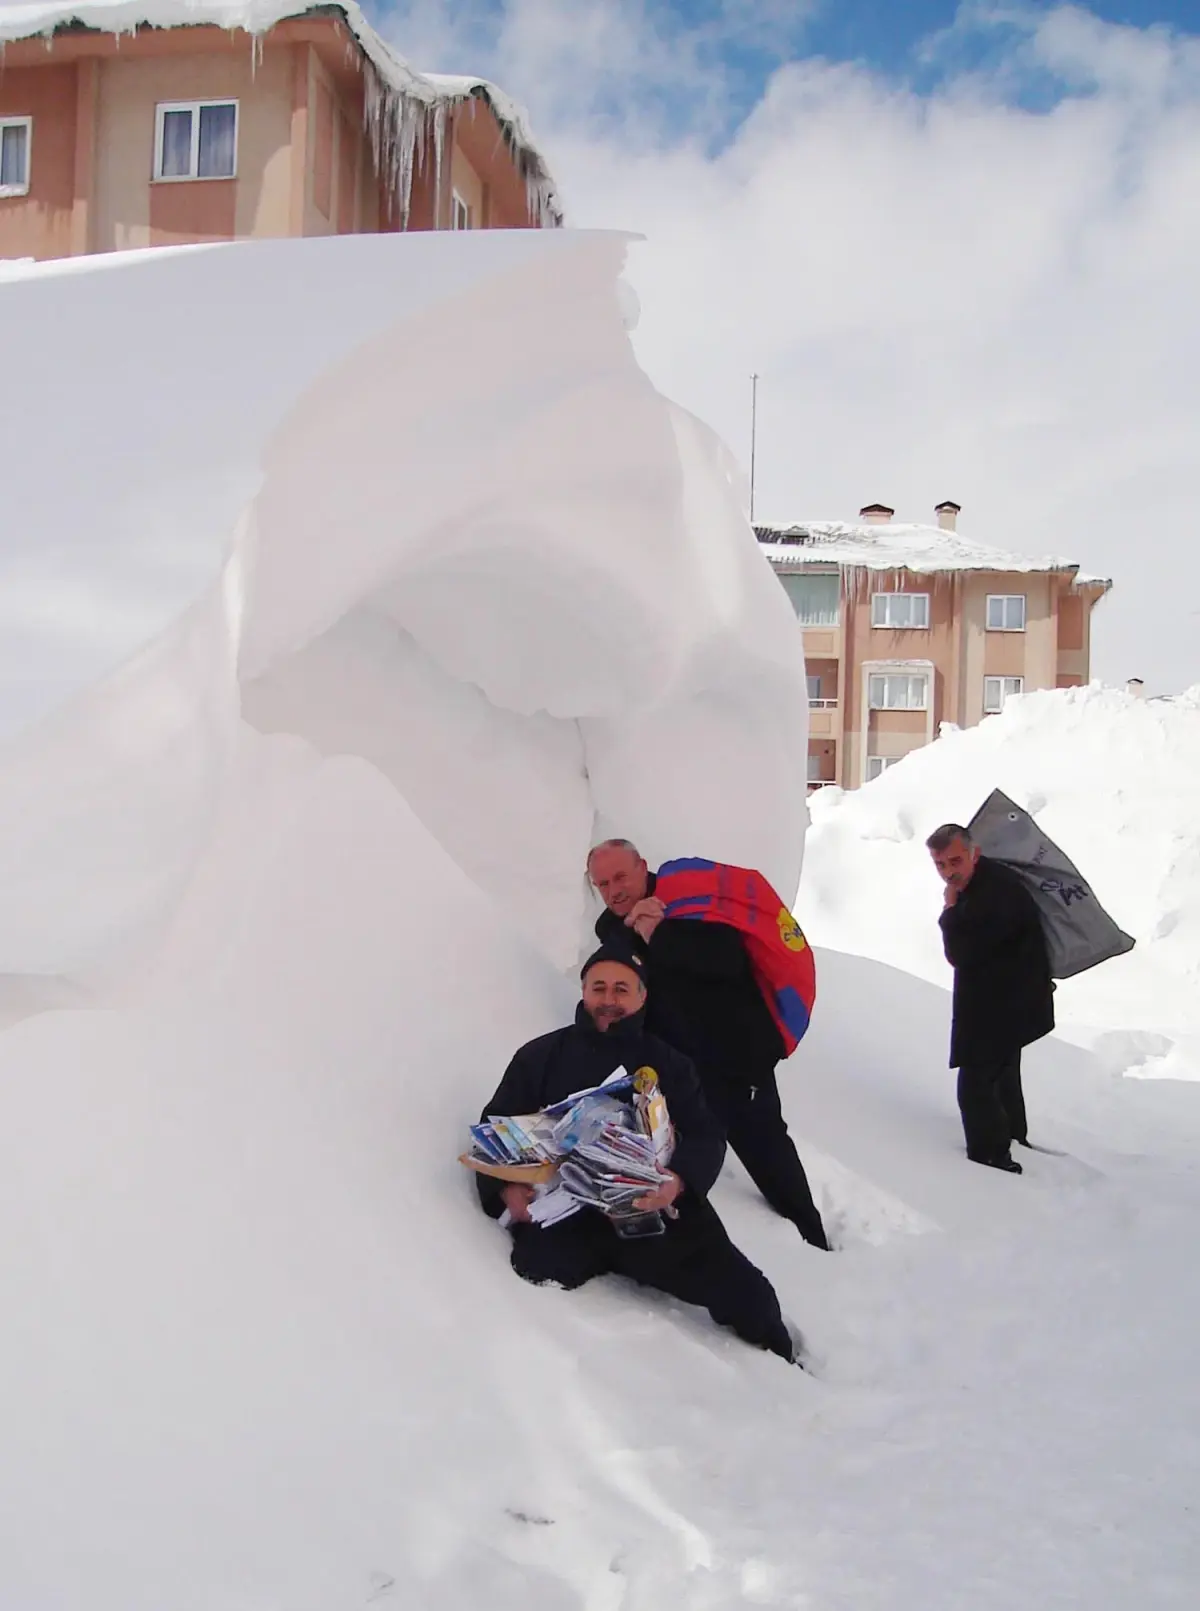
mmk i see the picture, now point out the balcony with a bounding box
[808,697,838,738]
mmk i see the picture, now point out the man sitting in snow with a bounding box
[477,944,799,1362]
[586,839,830,1251]
[927,823,1055,1174]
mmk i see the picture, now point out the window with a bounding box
[865,755,899,781]
[807,752,822,782]
[983,675,1023,713]
[452,190,472,229]
[779,572,839,626]
[154,101,237,181]
[871,592,929,629]
[0,116,32,197]
[986,593,1026,631]
[868,672,928,710]
[806,674,822,702]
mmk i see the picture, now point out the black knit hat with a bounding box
[580,943,647,983]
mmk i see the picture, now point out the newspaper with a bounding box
[465,1064,677,1235]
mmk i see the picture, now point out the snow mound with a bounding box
[802,683,1200,1071]
[3,235,1198,1608]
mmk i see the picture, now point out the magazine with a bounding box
[461,1064,676,1235]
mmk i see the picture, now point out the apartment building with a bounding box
[0,1,560,261]
[757,502,1112,790]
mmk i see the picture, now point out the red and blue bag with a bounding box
[654,857,816,1056]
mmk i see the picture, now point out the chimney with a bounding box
[859,503,894,524]
[935,500,961,531]
[1127,678,1145,699]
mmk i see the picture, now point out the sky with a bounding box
[375,1,1200,693]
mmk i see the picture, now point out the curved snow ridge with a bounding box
[0,229,808,979]
[801,682,1200,1068]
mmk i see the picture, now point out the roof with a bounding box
[0,0,562,225]
[755,519,1112,586]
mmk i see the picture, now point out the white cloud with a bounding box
[381,1,1200,692]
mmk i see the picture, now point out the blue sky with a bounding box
[377,0,1200,690]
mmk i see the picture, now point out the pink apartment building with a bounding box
[0,1,560,261]
[757,502,1112,791]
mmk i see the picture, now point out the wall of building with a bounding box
[450,139,485,226]
[0,63,77,260]
[453,95,536,228]
[92,45,293,251]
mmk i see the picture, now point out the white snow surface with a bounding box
[0,0,562,223]
[1,235,1198,1608]
[759,518,1110,583]
[803,683,1200,1079]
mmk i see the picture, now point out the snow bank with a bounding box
[801,683,1200,1075]
[0,231,808,977]
[0,230,817,1603]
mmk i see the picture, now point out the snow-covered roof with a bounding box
[0,0,562,226]
[756,519,1111,587]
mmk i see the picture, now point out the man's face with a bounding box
[931,836,979,891]
[582,961,647,1031]
[588,845,650,918]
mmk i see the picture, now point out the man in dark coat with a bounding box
[585,839,829,1251]
[927,822,1055,1174]
[477,944,797,1361]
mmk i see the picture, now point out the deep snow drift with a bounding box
[802,684,1200,1081]
[2,235,1198,1609]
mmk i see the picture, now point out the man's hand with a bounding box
[943,882,959,909]
[633,1170,684,1213]
[501,1183,536,1224]
[626,896,666,943]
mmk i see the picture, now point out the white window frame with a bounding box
[451,189,472,230]
[0,116,33,197]
[983,675,1023,714]
[865,755,899,781]
[867,671,929,711]
[153,99,239,182]
[871,591,930,630]
[986,593,1026,632]
[806,673,822,703]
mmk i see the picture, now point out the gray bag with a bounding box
[967,789,1135,980]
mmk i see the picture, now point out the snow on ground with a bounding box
[1,235,1198,1607]
[801,683,1200,1082]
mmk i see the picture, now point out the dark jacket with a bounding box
[594,875,785,1077]
[939,854,1055,1068]
[475,1004,725,1218]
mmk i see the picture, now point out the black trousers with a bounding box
[509,1194,793,1359]
[705,1068,830,1251]
[957,1051,1028,1162]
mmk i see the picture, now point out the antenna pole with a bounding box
[749,372,760,524]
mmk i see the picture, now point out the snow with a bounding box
[2,232,1198,1607]
[758,517,1112,584]
[802,682,1200,1079]
[0,0,562,225]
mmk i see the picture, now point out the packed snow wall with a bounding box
[0,231,808,982]
[801,684,1200,1078]
[0,232,809,1607]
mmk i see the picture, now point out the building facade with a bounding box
[758,502,1111,791]
[0,3,560,262]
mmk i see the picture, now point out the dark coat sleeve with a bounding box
[655,1045,725,1199]
[473,1036,555,1219]
[940,873,1040,968]
[647,917,751,979]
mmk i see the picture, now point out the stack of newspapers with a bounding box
[462,1066,675,1234]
